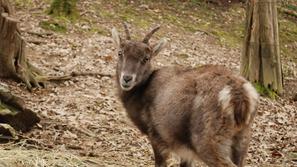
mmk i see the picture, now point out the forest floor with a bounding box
[0,0,296,167]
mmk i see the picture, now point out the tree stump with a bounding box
[240,0,283,94]
[0,0,44,90]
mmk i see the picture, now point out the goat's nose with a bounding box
[123,75,133,83]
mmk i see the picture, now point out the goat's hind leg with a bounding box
[180,159,194,167]
[195,141,237,167]
[231,129,251,167]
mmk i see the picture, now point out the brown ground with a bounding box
[0,0,296,167]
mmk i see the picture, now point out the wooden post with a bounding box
[240,0,283,94]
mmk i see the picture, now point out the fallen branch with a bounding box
[38,72,113,82]
[27,39,46,45]
[25,31,53,38]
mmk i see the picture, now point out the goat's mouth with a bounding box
[120,83,134,91]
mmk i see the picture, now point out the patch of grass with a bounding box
[48,0,79,21]
[92,0,295,54]
[279,18,297,63]
[253,83,278,99]
[39,20,67,33]
[0,148,89,167]
[89,27,109,35]
[14,0,33,8]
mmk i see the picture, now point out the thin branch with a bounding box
[24,31,53,38]
[38,72,113,82]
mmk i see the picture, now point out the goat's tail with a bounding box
[219,82,258,127]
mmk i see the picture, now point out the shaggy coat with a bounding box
[112,26,258,167]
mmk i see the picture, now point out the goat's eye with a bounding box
[118,51,123,57]
[142,57,149,64]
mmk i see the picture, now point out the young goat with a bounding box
[112,24,258,167]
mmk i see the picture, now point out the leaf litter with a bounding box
[0,0,296,167]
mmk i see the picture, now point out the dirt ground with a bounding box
[0,0,296,167]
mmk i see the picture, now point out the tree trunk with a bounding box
[0,0,45,90]
[240,0,283,94]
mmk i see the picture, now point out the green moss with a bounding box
[91,0,294,54]
[0,101,16,116]
[48,0,79,20]
[89,27,108,35]
[14,0,33,8]
[279,18,297,63]
[39,20,67,33]
[253,83,278,99]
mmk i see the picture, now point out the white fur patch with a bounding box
[193,95,203,110]
[243,82,259,117]
[218,86,232,114]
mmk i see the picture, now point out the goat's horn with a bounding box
[123,22,131,40]
[143,25,160,44]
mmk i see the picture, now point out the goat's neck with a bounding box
[117,69,155,101]
[117,69,157,134]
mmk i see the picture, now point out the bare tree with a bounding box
[240,0,283,94]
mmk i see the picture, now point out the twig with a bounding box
[25,31,53,38]
[27,39,46,45]
[20,136,53,149]
[66,144,83,150]
[195,28,218,39]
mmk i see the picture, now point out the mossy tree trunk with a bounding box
[49,0,78,18]
[240,0,283,94]
[0,0,45,90]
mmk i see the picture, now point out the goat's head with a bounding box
[112,23,167,91]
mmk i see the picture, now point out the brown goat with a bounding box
[111,24,258,167]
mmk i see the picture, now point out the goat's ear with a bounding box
[152,38,167,57]
[111,28,121,48]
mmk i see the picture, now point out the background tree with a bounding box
[240,0,283,95]
[48,0,78,18]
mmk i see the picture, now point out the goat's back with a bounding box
[149,65,258,157]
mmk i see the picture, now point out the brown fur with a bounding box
[112,27,258,167]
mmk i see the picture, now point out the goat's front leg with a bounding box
[149,134,168,167]
[152,145,167,167]
[180,160,194,167]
